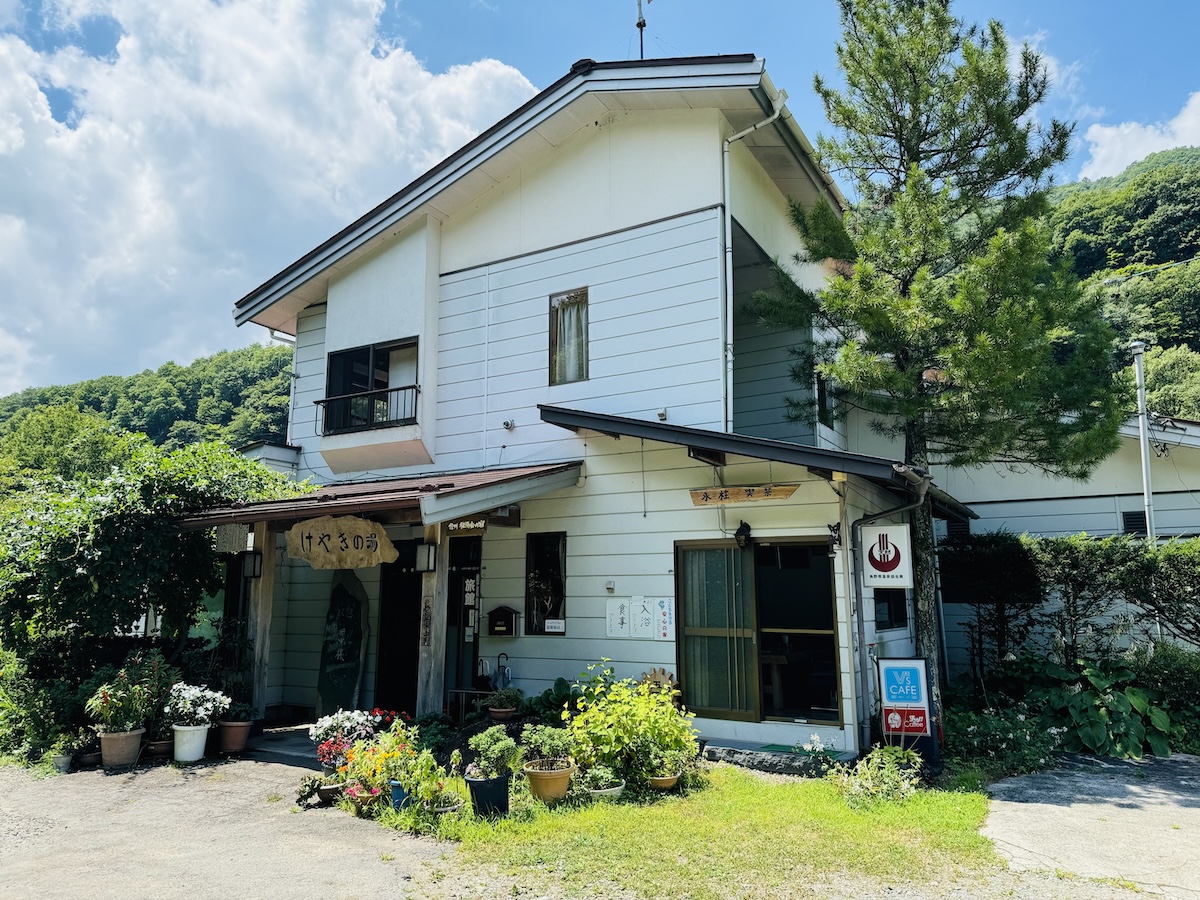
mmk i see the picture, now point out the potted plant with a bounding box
[47,732,77,773]
[409,748,464,814]
[164,682,231,763]
[296,773,345,806]
[126,648,181,759]
[479,686,523,722]
[521,723,574,802]
[642,745,690,790]
[375,720,420,810]
[217,701,255,754]
[85,669,150,768]
[464,725,522,817]
[580,764,625,800]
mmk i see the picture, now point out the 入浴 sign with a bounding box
[286,515,399,570]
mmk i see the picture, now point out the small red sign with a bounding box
[882,706,929,736]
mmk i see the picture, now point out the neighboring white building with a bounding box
[849,410,1200,675]
[190,55,972,754]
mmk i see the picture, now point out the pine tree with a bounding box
[755,0,1129,713]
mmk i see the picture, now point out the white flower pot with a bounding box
[172,724,210,763]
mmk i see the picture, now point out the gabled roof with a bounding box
[234,54,844,335]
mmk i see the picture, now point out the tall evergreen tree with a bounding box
[755,0,1128,711]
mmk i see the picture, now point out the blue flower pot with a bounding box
[389,780,412,810]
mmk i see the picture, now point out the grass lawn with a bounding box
[449,764,997,900]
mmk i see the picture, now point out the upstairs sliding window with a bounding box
[320,339,418,434]
[549,288,588,385]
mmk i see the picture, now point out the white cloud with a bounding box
[1012,30,1106,125]
[1080,92,1200,180]
[0,0,535,394]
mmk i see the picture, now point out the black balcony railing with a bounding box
[316,384,419,435]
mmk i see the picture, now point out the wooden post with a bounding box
[247,521,276,720]
[415,524,448,716]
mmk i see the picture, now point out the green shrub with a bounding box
[1126,642,1200,754]
[520,723,572,762]
[530,676,582,724]
[826,746,921,809]
[413,711,455,755]
[466,726,521,778]
[943,702,1063,778]
[565,660,697,786]
[1029,657,1171,759]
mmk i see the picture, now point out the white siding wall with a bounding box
[440,109,723,275]
[731,289,815,442]
[436,209,726,472]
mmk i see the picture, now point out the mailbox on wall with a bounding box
[487,605,520,637]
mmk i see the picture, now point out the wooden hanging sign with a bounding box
[689,484,799,506]
[286,515,399,569]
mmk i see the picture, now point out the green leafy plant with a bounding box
[1126,642,1200,754]
[520,723,572,765]
[413,711,455,754]
[579,764,622,791]
[827,745,921,809]
[943,702,1063,778]
[1031,658,1171,759]
[531,677,582,724]
[466,726,521,779]
[478,687,523,711]
[790,733,843,776]
[565,661,697,786]
[84,668,150,733]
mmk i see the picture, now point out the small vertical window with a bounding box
[874,588,909,630]
[525,532,566,634]
[549,289,588,385]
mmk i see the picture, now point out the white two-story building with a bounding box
[189,55,972,754]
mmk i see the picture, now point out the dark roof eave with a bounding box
[538,404,898,481]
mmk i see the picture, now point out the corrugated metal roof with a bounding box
[178,461,582,529]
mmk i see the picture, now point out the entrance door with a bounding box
[375,543,422,715]
[443,536,482,717]
[677,541,839,724]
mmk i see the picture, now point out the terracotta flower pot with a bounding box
[487,707,516,722]
[99,728,145,768]
[524,759,573,802]
[648,773,680,790]
[143,739,174,759]
[217,720,252,753]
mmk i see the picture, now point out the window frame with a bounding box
[548,288,589,385]
[524,531,567,635]
[873,587,910,631]
[321,338,419,435]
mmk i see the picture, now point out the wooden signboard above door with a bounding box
[286,515,399,569]
[688,485,799,506]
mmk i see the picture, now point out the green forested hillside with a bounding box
[0,343,291,449]
[1047,147,1200,419]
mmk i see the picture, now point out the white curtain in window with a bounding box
[553,291,588,383]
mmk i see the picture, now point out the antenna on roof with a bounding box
[635,0,649,60]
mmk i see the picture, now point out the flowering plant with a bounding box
[164,682,231,727]
[309,709,373,745]
[317,736,350,768]
[85,669,150,733]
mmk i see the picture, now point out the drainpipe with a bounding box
[721,88,787,432]
[850,464,932,751]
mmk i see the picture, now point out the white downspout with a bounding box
[721,88,787,432]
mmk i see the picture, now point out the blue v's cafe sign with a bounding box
[877,657,931,737]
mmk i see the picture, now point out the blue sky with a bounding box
[1,0,1198,394]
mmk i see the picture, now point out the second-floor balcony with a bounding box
[316,384,420,436]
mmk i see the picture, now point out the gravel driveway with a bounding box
[0,754,1171,900]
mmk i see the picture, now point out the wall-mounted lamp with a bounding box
[415,543,437,572]
[241,550,263,579]
[734,520,752,549]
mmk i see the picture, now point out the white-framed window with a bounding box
[549,288,588,385]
